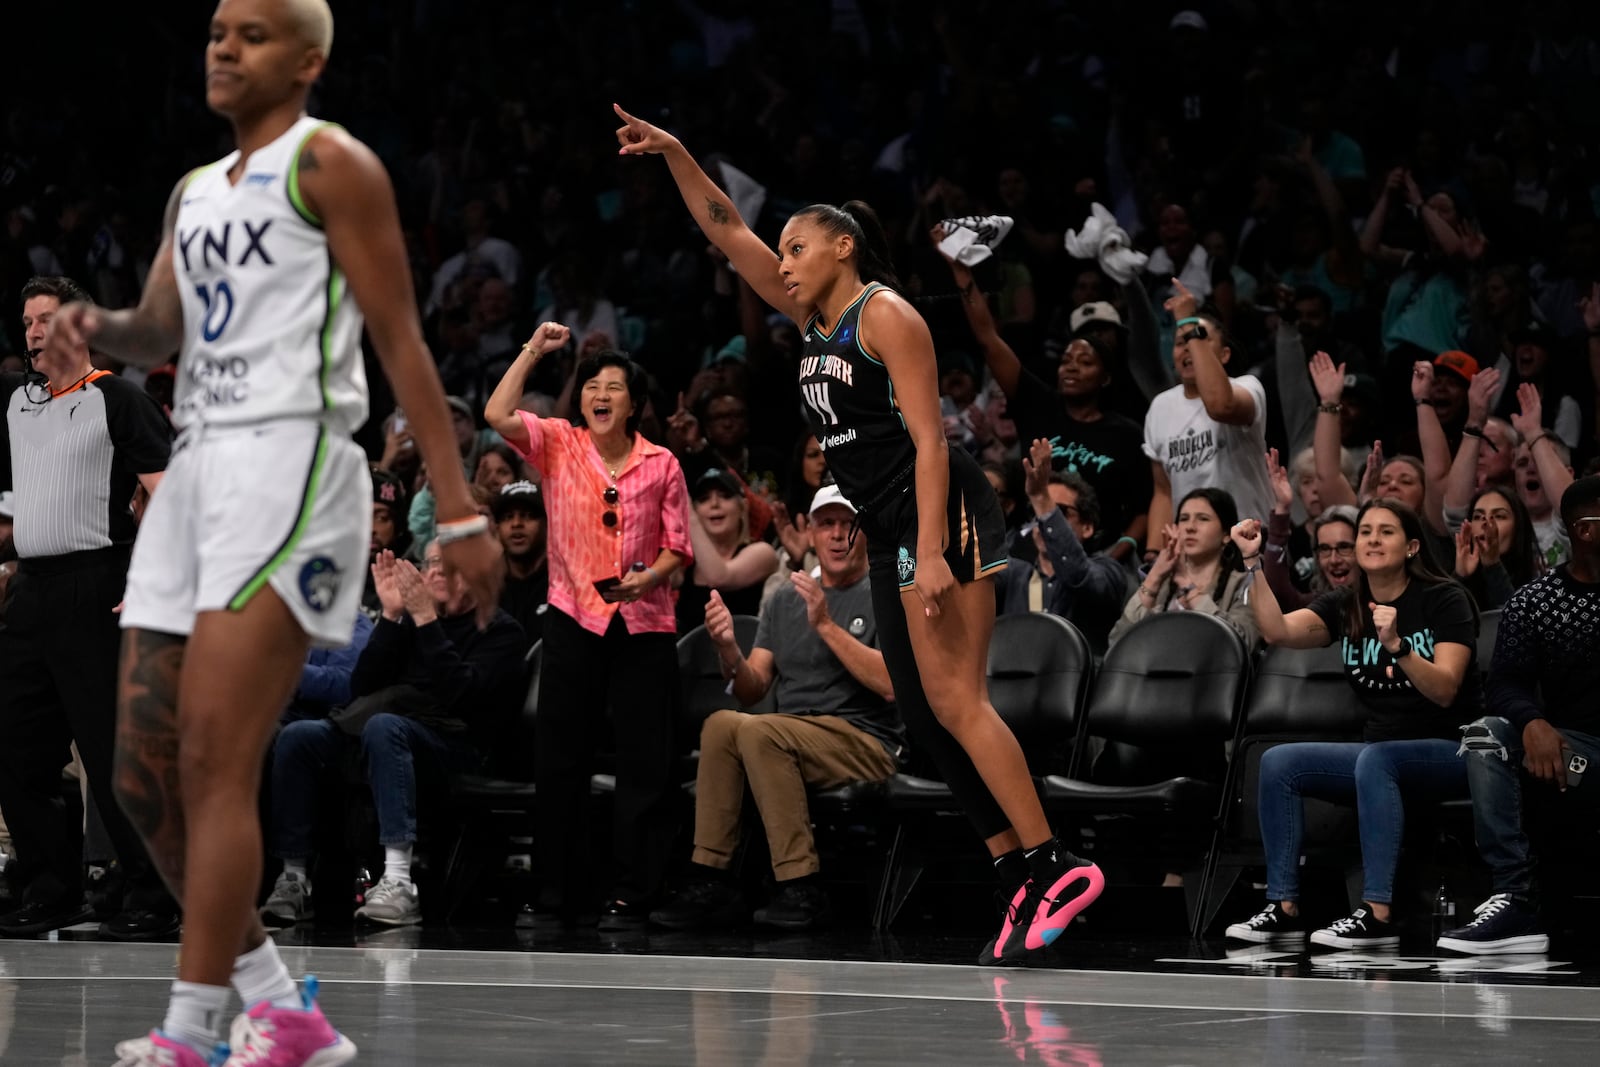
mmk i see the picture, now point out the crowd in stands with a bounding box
[2,1,1599,949]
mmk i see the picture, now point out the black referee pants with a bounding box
[0,547,174,911]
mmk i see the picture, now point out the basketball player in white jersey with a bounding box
[40,1,502,1064]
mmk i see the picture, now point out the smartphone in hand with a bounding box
[1566,749,1588,789]
[594,576,622,602]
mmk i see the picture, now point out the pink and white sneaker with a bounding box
[983,859,1106,965]
[112,1030,227,1066]
[222,976,356,1066]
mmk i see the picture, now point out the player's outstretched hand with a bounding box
[442,532,505,628]
[615,103,680,157]
[40,301,100,361]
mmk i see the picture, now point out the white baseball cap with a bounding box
[1169,10,1209,32]
[808,484,857,517]
[1070,301,1124,334]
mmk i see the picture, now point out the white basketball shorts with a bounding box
[122,419,371,648]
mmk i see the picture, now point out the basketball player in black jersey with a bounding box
[615,104,1103,964]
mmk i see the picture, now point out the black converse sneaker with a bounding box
[1437,894,1549,955]
[1224,901,1306,945]
[1309,906,1399,949]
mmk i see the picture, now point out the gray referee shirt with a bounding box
[0,371,171,559]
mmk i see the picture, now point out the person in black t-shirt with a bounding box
[617,104,1103,967]
[1222,499,1478,951]
[492,480,548,650]
[935,230,1150,564]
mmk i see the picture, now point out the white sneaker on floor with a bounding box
[353,876,420,926]
[260,872,314,929]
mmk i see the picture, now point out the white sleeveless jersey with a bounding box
[171,114,368,433]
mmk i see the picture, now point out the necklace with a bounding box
[595,439,632,481]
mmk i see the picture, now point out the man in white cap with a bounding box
[650,483,904,932]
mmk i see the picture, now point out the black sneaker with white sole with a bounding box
[1224,901,1306,945]
[1437,893,1549,955]
[1309,906,1399,949]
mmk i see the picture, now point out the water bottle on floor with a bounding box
[353,866,373,908]
[1432,884,1456,943]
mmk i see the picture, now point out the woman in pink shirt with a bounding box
[486,321,692,929]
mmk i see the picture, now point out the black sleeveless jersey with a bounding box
[797,284,917,507]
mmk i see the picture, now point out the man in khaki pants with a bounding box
[652,485,904,930]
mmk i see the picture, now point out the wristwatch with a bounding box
[1392,638,1413,660]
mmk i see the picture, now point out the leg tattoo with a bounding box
[114,630,189,902]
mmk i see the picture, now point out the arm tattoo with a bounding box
[706,197,730,225]
[299,147,320,172]
[114,629,189,900]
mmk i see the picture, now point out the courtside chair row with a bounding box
[437,609,1507,934]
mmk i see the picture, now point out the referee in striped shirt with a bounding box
[0,276,179,938]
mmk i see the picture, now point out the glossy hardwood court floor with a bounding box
[3,920,1597,1065]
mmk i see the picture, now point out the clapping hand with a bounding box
[1466,365,1501,426]
[790,568,829,630]
[1509,382,1543,440]
[1454,520,1480,578]
[771,501,810,563]
[370,551,405,619]
[1146,523,1181,585]
[395,558,436,624]
[705,588,736,648]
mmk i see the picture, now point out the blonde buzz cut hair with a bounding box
[282,0,334,60]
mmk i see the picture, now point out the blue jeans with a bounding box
[1260,739,1468,904]
[270,713,482,857]
[1459,716,1600,897]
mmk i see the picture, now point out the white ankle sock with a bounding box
[232,938,300,1010]
[383,844,413,884]
[162,980,230,1054]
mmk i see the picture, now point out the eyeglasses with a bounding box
[602,484,618,527]
[423,556,444,571]
[1315,541,1357,559]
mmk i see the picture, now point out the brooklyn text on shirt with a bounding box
[1166,427,1218,474]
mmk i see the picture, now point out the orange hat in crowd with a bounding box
[1433,350,1479,382]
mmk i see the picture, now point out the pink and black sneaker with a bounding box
[982,858,1105,966]
[222,976,356,1066]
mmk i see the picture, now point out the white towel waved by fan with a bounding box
[936,215,1014,266]
[1064,203,1147,285]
